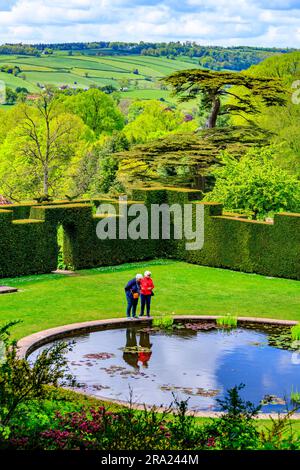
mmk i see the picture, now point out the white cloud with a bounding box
[0,0,299,47]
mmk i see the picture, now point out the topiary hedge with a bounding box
[0,191,299,279]
[0,209,57,278]
[131,187,203,206]
[180,204,300,280]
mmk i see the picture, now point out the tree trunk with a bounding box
[44,99,51,197]
[43,166,49,196]
[205,96,221,128]
[193,171,206,191]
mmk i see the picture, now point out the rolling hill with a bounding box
[0,54,195,95]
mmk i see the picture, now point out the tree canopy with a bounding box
[116,126,270,189]
[163,69,286,128]
[123,100,196,144]
[0,92,94,200]
[204,147,300,219]
[62,89,125,136]
[230,51,300,176]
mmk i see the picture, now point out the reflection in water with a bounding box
[28,325,300,413]
[122,329,153,369]
[138,331,152,368]
[123,329,139,369]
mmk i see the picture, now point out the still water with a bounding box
[29,324,300,413]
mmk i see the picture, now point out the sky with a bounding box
[0,0,299,47]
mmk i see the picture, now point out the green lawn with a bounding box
[0,259,299,340]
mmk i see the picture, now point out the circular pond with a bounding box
[28,322,300,413]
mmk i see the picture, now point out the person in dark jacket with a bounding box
[124,274,143,318]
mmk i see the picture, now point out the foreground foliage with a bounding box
[0,323,300,450]
[1,384,300,450]
[0,321,75,440]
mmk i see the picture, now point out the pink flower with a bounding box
[207,437,215,447]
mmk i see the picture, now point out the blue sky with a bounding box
[0,0,299,47]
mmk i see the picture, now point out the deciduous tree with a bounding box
[63,89,124,136]
[0,91,94,199]
[204,147,300,219]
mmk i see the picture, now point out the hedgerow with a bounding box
[0,189,299,279]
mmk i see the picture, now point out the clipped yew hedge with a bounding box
[131,187,203,206]
[0,190,299,279]
[31,203,167,271]
[0,209,57,278]
[180,204,300,280]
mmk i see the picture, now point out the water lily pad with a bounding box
[248,341,267,347]
[83,352,115,360]
[160,384,219,397]
[194,388,219,397]
[185,322,217,331]
[121,346,152,354]
[92,384,111,391]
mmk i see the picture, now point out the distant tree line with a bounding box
[0,44,40,56]
[0,41,296,71]
[139,43,295,71]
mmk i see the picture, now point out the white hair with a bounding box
[136,273,143,280]
[144,271,151,277]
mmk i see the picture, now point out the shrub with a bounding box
[4,383,300,450]
[203,384,261,450]
[204,147,300,220]
[0,321,75,443]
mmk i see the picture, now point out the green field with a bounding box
[0,53,198,108]
[0,53,200,111]
[1,260,299,340]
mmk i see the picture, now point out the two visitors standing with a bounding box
[124,271,154,318]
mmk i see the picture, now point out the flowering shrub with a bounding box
[3,389,300,450]
[38,406,175,450]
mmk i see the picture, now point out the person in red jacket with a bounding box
[139,270,154,317]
